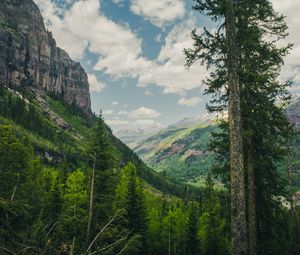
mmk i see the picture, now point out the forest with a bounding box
[1,0,300,255]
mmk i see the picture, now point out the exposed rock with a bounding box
[0,0,91,112]
[286,99,300,131]
[31,88,72,131]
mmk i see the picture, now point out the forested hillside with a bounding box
[0,85,208,254]
[132,105,300,190]
[133,120,217,185]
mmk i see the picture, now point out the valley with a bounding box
[0,0,300,255]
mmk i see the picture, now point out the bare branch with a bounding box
[89,230,133,255]
[85,213,120,255]
[0,246,16,255]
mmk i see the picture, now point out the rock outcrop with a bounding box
[0,0,91,112]
[285,98,300,131]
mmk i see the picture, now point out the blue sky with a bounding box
[34,0,300,132]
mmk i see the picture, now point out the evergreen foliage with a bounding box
[185,0,299,254]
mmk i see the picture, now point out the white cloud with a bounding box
[130,0,185,27]
[138,20,207,94]
[145,89,153,96]
[112,101,119,105]
[34,1,207,96]
[128,107,161,119]
[103,110,114,115]
[118,110,128,115]
[112,0,124,5]
[132,119,162,128]
[88,74,106,92]
[34,0,151,77]
[178,97,202,107]
[155,33,162,42]
[106,119,129,126]
[34,0,88,59]
[271,0,300,87]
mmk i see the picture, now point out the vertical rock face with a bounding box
[0,0,91,112]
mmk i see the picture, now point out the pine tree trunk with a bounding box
[85,154,96,248]
[247,135,257,255]
[225,1,247,254]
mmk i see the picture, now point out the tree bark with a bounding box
[85,154,96,248]
[247,135,257,255]
[225,1,247,254]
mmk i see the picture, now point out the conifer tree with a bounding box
[198,175,229,255]
[185,1,247,253]
[186,203,200,255]
[114,163,151,254]
[185,1,294,254]
[85,113,118,247]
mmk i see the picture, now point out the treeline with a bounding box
[0,85,203,200]
[0,86,82,155]
[185,0,300,254]
[0,117,230,255]
[1,114,299,255]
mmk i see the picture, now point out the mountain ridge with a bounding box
[131,100,300,188]
[0,0,91,112]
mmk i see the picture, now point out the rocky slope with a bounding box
[286,98,300,131]
[0,0,91,112]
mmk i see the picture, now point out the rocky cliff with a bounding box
[0,0,91,112]
[286,98,300,131]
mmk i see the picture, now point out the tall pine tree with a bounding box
[185,0,294,254]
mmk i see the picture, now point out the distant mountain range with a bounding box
[115,112,220,186]
[115,99,300,189]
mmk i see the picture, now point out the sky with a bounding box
[33,0,300,132]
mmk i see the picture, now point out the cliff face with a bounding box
[0,0,91,112]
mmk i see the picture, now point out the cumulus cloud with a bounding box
[112,101,119,105]
[34,0,88,59]
[132,119,162,128]
[178,97,202,107]
[271,0,300,88]
[106,119,129,126]
[34,0,151,77]
[112,0,124,5]
[128,107,161,119]
[34,1,207,95]
[138,20,207,94]
[103,109,114,115]
[118,110,128,115]
[88,74,106,92]
[130,0,185,27]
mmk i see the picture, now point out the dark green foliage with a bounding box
[198,175,229,255]
[88,114,118,225]
[185,0,299,254]
[0,86,83,155]
[0,81,299,254]
[186,203,200,255]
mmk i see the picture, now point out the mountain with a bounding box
[0,0,91,112]
[132,103,300,189]
[115,127,162,149]
[132,114,219,186]
[286,97,300,131]
[167,112,221,129]
[0,0,200,199]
